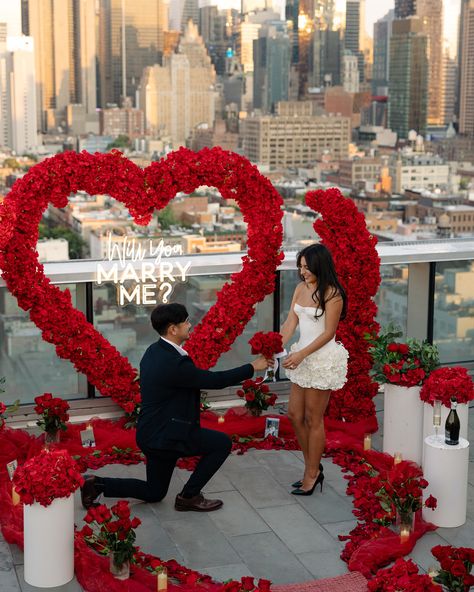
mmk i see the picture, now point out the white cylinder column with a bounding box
[24,494,74,587]
[383,384,423,465]
[422,402,469,443]
[422,435,469,528]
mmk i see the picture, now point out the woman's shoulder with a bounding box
[324,286,343,302]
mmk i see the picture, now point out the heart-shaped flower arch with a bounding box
[0,148,284,412]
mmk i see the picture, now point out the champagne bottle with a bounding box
[445,397,460,446]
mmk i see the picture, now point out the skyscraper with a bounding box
[458,0,474,135]
[388,17,428,138]
[139,22,216,147]
[253,23,290,112]
[170,0,199,32]
[345,0,365,82]
[372,10,394,95]
[99,0,168,108]
[25,0,96,131]
[311,27,342,87]
[394,0,416,18]
[416,0,444,125]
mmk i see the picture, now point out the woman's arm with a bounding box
[282,290,343,368]
[280,285,301,346]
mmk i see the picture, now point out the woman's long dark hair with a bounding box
[297,243,347,320]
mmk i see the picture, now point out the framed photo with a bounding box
[6,459,18,481]
[80,426,96,448]
[264,417,280,438]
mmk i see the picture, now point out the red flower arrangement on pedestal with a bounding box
[34,392,70,436]
[367,323,439,387]
[420,366,474,407]
[0,148,283,415]
[367,558,442,591]
[305,188,381,421]
[431,545,474,592]
[13,448,83,506]
[236,378,277,416]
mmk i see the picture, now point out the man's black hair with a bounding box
[150,303,188,335]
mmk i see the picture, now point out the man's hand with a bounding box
[251,356,273,372]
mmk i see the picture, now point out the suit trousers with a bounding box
[99,428,232,502]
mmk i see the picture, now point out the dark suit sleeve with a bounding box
[165,356,254,390]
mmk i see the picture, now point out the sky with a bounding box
[209,0,461,56]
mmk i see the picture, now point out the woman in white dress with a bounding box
[281,244,348,495]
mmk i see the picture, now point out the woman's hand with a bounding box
[282,351,305,370]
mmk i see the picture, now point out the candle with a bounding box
[394,452,402,464]
[400,527,410,543]
[157,569,168,591]
[217,416,225,424]
[12,486,20,506]
[363,434,372,451]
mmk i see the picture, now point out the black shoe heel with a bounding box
[291,472,324,496]
[291,463,323,489]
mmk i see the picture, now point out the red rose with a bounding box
[257,579,272,591]
[451,560,467,577]
[398,344,409,355]
[241,576,255,591]
[245,392,255,402]
[387,343,399,352]
[425,495,437,509]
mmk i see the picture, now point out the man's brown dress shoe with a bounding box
[81,475,102,509]
[175,492,223,512]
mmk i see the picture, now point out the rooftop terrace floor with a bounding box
[2,397,473,591]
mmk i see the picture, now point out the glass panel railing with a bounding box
[375,264,409,336]
[433,261,474,364]
[0,285,83,405]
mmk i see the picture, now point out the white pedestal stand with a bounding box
[422,402,469,443]
[383,384,423,465]
[422,435,469,528]
[24,494,74,587]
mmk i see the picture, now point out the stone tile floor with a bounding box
[1,399,473,591]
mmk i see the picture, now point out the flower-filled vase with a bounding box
[383,384,424,465]
[396,507,416,535]
[109,552,130,580]
[44,429,60,445]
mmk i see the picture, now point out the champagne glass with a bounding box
[433,400,442,437]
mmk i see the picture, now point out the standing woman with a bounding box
[281,244,348,495]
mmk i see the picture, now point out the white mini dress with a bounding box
[284,303,348,390]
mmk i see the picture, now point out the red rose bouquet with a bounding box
[249,332,283,380]
[34,392,70,436]
[368,558,442,591]
[420,367,474,407]
[81,501,141,572]
[236,378,277,416]
[13,449,84,506]
[376,460,436,519]
[431,545,474,592]
[366,324,439,387]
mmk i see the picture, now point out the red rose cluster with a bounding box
[237,378,277,414]
[82,501,141,565]
[368,558,442,591]
[306,188,381,422]
[420,366,474,406]
[34,392,70,434]
[222,577,272,591]
[431,545,474,591]
[248,332,283,359]
[13,449,83,507]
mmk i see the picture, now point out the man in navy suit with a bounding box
[81,303,270,512]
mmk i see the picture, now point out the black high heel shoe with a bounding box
[291,463,323,489]
[291,471,324,496]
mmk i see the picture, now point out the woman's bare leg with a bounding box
[301,388,331,490]
[287,382,309,474]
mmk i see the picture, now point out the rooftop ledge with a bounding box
[1,238,473,286]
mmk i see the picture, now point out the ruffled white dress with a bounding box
[284,303,348,390]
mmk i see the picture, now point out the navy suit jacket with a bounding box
[136,338,254,453]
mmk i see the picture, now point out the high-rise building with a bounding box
[0,1,22,36]
[170,0,198,32]
[443,50,457,125]
[25,0,97,132]
[394,0,416,18]
[138,22,217,147]
[98,0,168,108]
[0,34,38,153]
[342,51,359,92]
[372,10,394,95]
[253,23,290,112]
[388,17,428,138]
[199,6,235,76]
[416,0,444,125]
[345,0,365,83]
[458,0,474,135]
[311,26,342,87]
